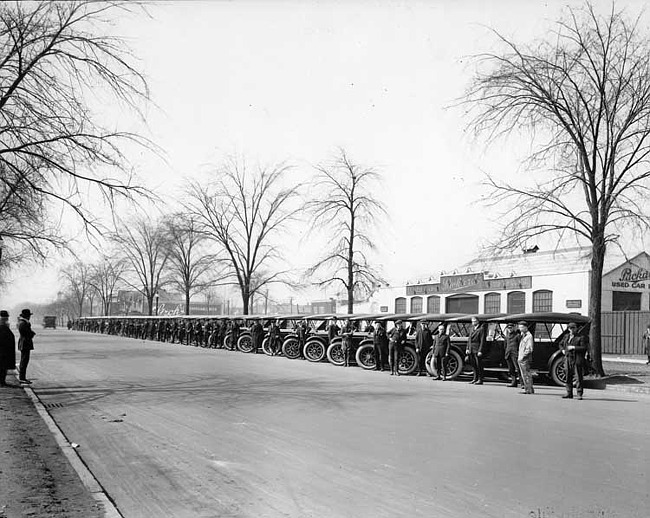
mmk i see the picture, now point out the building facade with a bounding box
[375,247,650,316]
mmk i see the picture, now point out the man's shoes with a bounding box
[475,380,483,385]
[18,379,32,385]
[577,395,583,400]
[562,394,573,399]
[442,376,447,381]
[435,376,442,380]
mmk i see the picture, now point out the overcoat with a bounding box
[0,323,16,369]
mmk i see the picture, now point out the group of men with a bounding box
[0,309,36,386]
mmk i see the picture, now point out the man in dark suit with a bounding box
[503,323,521,387]
[466,317,486,385]
[414,320,433,376]
[0,310,16,387]
[560,322,588,399]
[432,323,451,380]
[251,319,264,354]
[17,308,36,384]
[373,321,387,371]
[388,320,407,376]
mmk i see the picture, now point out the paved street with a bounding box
[28,329,650,518]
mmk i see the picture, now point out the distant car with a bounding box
[43,316,57,329]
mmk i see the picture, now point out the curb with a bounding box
[17,377,122,518]
[604,383,650,395]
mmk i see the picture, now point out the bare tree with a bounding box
[165,213,225,315]
[186,158,300,315]
[113,216,170,316]
[0,1,153,262]
[60,261,92,318]
[460,3,650,375]
[88,257,126,316]
[305,149,386,314]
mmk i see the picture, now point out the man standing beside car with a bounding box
[373,321,388,371]
[517,321,534,394]
[466,317,486,385]
[415,320,433,376]
[432,323,451,380]
[560,322,587,400]
[17,308,36,385]
[503,323,521,388]
[388,320,407,376]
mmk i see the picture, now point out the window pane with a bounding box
[612,291,641,311]
[507,291,525,314]
[532,290,553,312]
[410,296,423,313]
[427,296,440,313]
[484,293,501,314]
[395,297,406,313]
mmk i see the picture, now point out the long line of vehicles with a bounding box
[72,312,590,387]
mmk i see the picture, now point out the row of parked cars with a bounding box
[76,311,590,387]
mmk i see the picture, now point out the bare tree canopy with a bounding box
[112,216,170,316]
[461,2,650,375]
[165,213,225,315]
[0,0,152,262]
[60,261,92,318]
[186,158,300,314]
[305,149,386,313]
[87,256,126,317]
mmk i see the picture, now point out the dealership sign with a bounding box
[611,267,650,289]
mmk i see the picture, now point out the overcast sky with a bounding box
[2,0,647,309]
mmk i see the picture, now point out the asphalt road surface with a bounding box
[28,329,650,518]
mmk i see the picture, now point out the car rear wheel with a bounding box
[398,346,418,375]
[237,334,254,353]
[550,355,567,387]
[223,333,235,351]
[304,339,326,362]
[356,344,376,370]
[425,350,435,376]
[282,338,301,359]
[327,342,345,366]
[429,349,464,380]
[262,337,279,356]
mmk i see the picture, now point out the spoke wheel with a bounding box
[355,344,376,370]
[550,356,567,387]
[282,338,301,359]
[304,340,326,362]
[327,342,345,366]
[237,334,254,353]
[398,346,418,375]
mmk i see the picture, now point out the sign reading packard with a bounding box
[612,267,650,289]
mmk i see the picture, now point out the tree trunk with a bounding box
[589,238,606,376]
[185,289,190,315]
[241,286,250,316]
[347,217,354,314]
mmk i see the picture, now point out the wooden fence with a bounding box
[601,311,649,355]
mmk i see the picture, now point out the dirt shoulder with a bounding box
[0,380,104,518]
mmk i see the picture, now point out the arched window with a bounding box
[533,290,553,312]
[395,297,406,313]
[484,292,501,314]
[507,291,526,314]
[427,295,440,314]
[410,296,423,313]
[445,294,479,314]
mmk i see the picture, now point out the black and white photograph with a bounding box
[1,1,649,517]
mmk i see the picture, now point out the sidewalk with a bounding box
[0,374,107,518]
[599,354,650,395]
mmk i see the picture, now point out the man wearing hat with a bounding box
[503,322,521,388]
[0,310,16,387]
[517,321,534,394]
[560,322,587,399]
[414,320,433,376]
[388,320,407,376]
[17,308,36,384]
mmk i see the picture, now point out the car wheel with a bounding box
[327,342,345,366]
[440,349,464,380]
[425,349,435,376]
[398,346,418,375]
[550,355,567,387]
[355,344,376,370]
[282,338,301,359]
[261,337,275,356]
[237,334,254,353]
[303,340,326,362]
[223,333,235,351]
